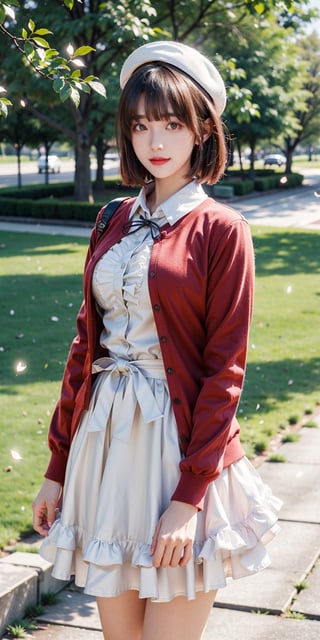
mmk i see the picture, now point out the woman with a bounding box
[33,41,281,640]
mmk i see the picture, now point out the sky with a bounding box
[306,0,320,34]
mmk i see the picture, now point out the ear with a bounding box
[201,118,213,143]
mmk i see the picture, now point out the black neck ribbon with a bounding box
[122,214,161,240]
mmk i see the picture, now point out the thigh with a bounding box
[97,590,146,640]
[142,590,217,640]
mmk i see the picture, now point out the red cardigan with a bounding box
[45,196,255,510]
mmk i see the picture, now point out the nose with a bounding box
[150,129,164,151]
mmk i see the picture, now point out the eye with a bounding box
[132,121,147,132]
[166,120,181,131]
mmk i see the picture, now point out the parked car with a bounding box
[38,154,61,173]
[263,153,286,167]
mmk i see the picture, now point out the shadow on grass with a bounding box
[1,271,83,387]
[241,355,320,419]
[0,228,88,259]
[252,229,320,276]
[1,229,320,397]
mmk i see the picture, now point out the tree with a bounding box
[149,0,316,175]
[0,106,41,186]
[280,32,320,170]
[0,0,159,201]
[0,0,106,116]
[0,0,317,200]
[216,16,309,174]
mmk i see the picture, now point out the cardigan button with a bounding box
[166,367,174,374]
[160,336,167,342]
[173,397,180,404]
[149,271,156,278]
[153,304,160,311]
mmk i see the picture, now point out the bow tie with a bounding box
[122,214,161,240]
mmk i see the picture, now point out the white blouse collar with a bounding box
[130,179,208,226]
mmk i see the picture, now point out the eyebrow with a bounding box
[132,111,176,120]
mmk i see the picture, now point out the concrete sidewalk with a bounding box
[1,416,320,639]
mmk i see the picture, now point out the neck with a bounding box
[147,177,193,213]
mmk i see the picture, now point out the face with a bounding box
[130,95,196,189]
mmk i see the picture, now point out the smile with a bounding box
[149,158,170,165]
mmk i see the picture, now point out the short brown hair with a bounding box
[117,62,227,186]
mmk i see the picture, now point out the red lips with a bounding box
[149,157,170,165]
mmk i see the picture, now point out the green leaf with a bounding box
[30,36,50,48]
[33,28,53,36]
[64,0,74,9]
[49,57,70,72]
[60,83,72,102]
[28,18,35,32]
[71,69,81,78]
[44,48,59,59]
[24,41,34,57]
[53,77,64,93]
[70,86,80,107]
[73,45,95,57]
[88,80,106,98]
[0,6,5,24]
[0,98,12,118]
[2,0,20,6]
[21,27,28,39]
[252,2,265,15]
[78,82,91,94]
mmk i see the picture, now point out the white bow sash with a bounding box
[87,356,165,442]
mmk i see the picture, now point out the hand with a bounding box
[32,478,62,537]
[151,500,197,568]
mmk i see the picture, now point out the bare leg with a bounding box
[142,590,217,640]
[97,591,146,640]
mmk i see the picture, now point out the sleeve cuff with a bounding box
[171,470,211,511]
[45,453,68,486]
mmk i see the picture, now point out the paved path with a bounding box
[1,417,320,639]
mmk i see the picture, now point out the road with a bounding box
[0,163,319,233]
[235,168,320,230]
[0,157,120,188]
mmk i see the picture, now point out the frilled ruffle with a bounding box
[40,465,281,600]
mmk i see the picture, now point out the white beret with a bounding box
[120,40,226,116]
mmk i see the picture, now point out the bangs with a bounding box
[122,64,198,134]
[117,60,227,187]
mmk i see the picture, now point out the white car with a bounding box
[263,154,286,167]
[38,154,61,173]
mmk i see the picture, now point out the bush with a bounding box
[0,172,304,223]
[226,179,254,195]
[254,175,279,191]
[0,183,74,199]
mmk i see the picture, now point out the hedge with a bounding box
[254,172,303,191]
[0,182,75,199]
[0,173,304,221]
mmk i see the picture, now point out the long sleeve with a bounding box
[172,218,254,508]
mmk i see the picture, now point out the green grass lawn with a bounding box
[0,225,319,548]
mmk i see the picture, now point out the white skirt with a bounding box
[40,356,282,602]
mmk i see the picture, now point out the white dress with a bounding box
[41,182,281,602]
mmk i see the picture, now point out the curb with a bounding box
[0,553,69,636]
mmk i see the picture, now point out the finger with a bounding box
[150,520,161,555]
[179,541,193,567]
[169,544,185,568]
[33,507,49,537]
[152,538,168,567]
[155,539,177,568]
[46,502,58,528]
